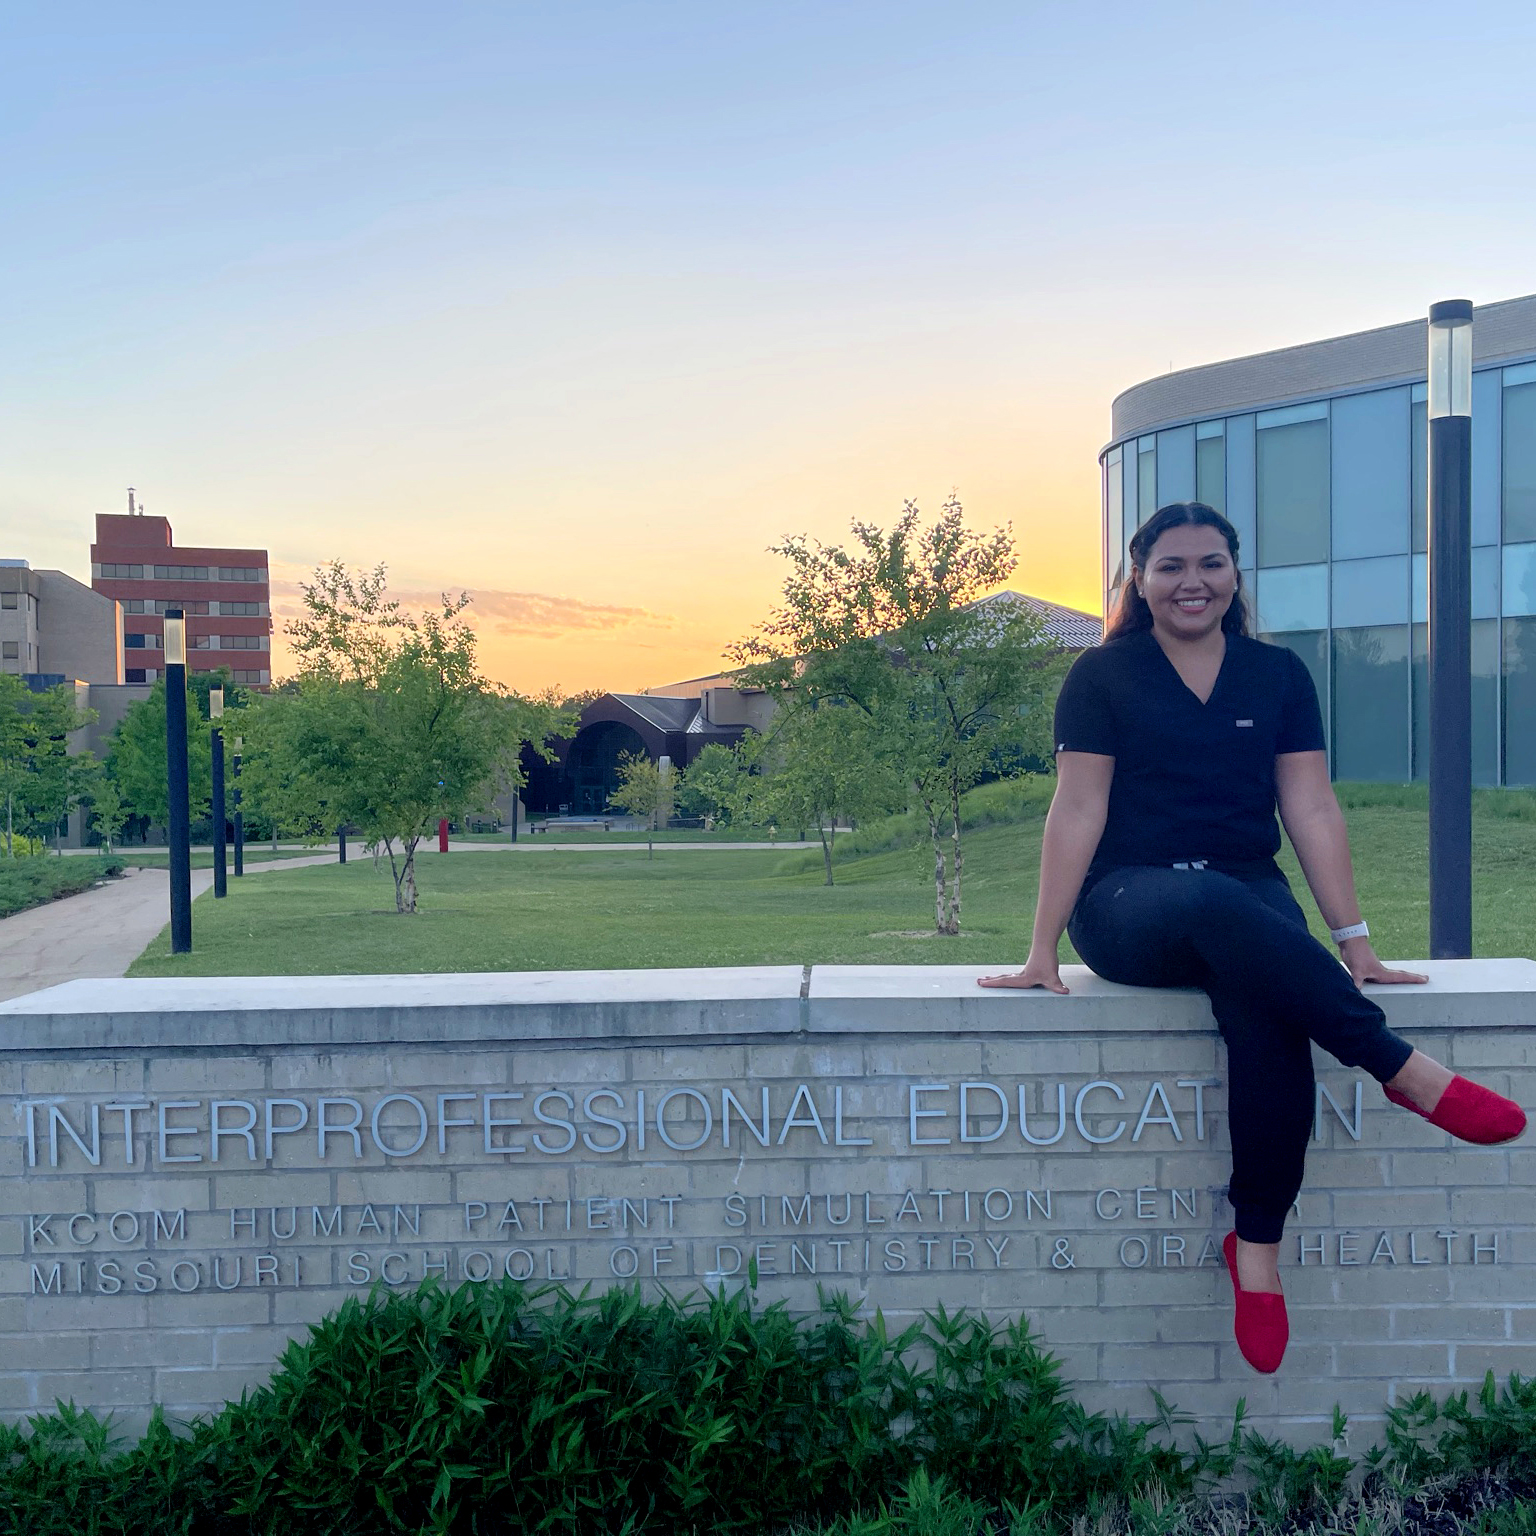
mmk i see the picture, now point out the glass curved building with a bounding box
[1102,293,1536,785]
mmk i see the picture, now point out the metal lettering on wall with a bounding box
[10,1075,1506,1300]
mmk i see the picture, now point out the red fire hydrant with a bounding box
[438,818,449,853]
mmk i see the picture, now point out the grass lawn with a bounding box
[128,783,1536,976]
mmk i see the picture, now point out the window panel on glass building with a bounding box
[1259,630,1328,739]
[1503,617,1536,787]
[1330,387,1409,559]
[1137,438,1156,527]
[1105,448,1124,597]
[1122,450,1138,564]
[1411,390,1427,554]
[1506,382,1536,544]
[1255,563,1328,633]
[1413,622,1499,787]
[1257,406,1329,567]
[1331,555,1408,629]
[1332,625,1410,782]
[1504,542,1536,617]
[1196,421,1225,512]
[1156,425,1195,505]
[1472,369,1502,546]
[1224,414,1256,569]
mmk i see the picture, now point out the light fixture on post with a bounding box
[1427,298,1474,959]
[163,608,192,953]
[232,734,244,877]
[210,686,227,899]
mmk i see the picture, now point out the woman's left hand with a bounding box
[1340,937,1427,988]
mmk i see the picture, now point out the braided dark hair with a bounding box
[1105,501,1250,641]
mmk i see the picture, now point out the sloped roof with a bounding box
[607,692,699,733]
[971,591,1102,650]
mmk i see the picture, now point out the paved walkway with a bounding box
[0,854,338,1003]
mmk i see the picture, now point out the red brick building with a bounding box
[90,509,272,688]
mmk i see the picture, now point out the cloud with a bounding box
[428,587,671,641]
[265,568,671,641]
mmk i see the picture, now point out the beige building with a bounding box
[1,559,144,846]
[0,560,124,685]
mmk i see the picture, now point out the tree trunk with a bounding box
[945,776,964,934]
[819,820,834,886]
[927,807,948,934]
[396,839,419,913]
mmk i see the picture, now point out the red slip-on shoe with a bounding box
[1384,1076,1527,1145]
[1223,1232,1287,1374]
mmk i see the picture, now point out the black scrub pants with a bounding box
[1067,865,1414,1245]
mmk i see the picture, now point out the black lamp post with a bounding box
[163,609,192,953]
[232,734,244,877]
[1427,298,1474,959]
[210,686,227,898]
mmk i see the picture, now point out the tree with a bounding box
[106,680,212,829]
[86,773,128,853]
[0,673,30,857]
[5,683,98,853]
[746,701,901,885]
[269,561,569,912]
[609,750,673,859]
[675,743,746,828]
[734,497,1060,933]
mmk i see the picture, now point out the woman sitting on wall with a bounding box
[979,501,1525,1373]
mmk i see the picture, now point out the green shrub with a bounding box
[0,854,125,918]
[2,1284,1534,1535]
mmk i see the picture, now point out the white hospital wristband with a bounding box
[1329,921,1370,944]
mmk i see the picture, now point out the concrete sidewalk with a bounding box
[0,854,338,1003]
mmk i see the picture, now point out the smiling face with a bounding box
[1133,522,1239,642]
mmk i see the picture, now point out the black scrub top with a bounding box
[1053,629,1326,885]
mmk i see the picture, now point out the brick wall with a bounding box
[1,962,1532,1443]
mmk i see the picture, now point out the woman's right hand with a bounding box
[976,949,1069,994]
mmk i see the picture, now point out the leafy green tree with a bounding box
[106,680,212,828]
[609,750,673,859]
[676,743,747,828]
[746,701,901,885]
[264,561,569,911]
[85,772,129,853]
[104,671,254,842]
[735,497,1060,933]
[6,683,98,853]
[0,672,31,857]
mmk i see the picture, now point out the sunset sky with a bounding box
[6,2,1536,694]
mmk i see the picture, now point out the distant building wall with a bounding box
[1,563,121,684]
[91,512,272,689]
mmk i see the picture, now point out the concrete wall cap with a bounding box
[1,960,1530,1052]
[0,966,807,1017]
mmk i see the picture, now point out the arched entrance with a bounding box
[566,720,648,813]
